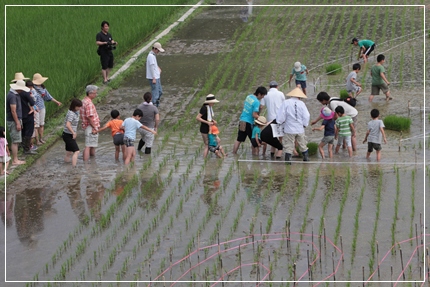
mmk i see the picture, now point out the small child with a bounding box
[121,109,157,165]
[312,107,335,159]
[346,63,362,98]
[0,127,11,175]
[251,116,267,156]
[334,106,355,157]
[62,98,82,167]
[363,109,387,161]
[208,125,227,158]
[98,110,126,161]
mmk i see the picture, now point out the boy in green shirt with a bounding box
[369,54,391,102]
[334,106,355,158]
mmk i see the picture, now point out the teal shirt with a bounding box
[291,64,307,81]
[239,94,260,124]
[252,126,261,139]
[358,39,374,49]
[208,134,218,147]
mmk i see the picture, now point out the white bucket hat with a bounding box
[294,62,302,72]
[11,72,29,83]
[10,80,30,92]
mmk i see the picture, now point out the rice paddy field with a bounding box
[2,1,430,286]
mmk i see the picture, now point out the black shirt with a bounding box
[20,91,35,119]
[96,31,113,53]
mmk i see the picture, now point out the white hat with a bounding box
[204,94,219,104]
[286,87,307,99]
[153,42,165,52]
[10,80,30,92]
[11,72,29,83]
[294,62,302,72]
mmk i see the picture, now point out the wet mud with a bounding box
[2,3,428,286]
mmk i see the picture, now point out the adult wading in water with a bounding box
[196,94,219,158]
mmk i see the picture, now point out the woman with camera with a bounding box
[96,21,117,84]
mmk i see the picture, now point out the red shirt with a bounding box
[80,97,100,130]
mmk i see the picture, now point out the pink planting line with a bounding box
[210,262,270,287]
[149,232,343,286]
[365,234,429,285]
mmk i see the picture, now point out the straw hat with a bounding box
[11,72,29,83]
[320,107,334,120]
[211,125,220,135]
[10,80,30,92]
[286,87,307,99]
[32,73,48,85]
[254,116,267,125]
[204,94,219,104]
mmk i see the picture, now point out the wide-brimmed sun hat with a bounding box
[286,87,307,99]
[211,125,220,134]
[153,42,165,52]
[320,107,334,120]
[10,80,30,92]
[255,116,267,125]
[204,94,219,104]
[32,73,48,85]
[11,72,29,83]
[294,62,302,72]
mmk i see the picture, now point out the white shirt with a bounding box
[260,87,285,121]
[276,97,310,134]
[328,98,358,117]
[146,51,160,80]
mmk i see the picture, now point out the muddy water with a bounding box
[2,3,428,286]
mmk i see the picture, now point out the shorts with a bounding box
[363,44,375,56]
[84,126,99,147]
[236,122,253,142]
[251,138,260,148]
[321,135,335,144]
[37,108,46,126]
[337,135,352,147]
[100,52,114,70]
[34,110,41,127]
[139,128,155,147]
[284,133,307,154]
[113,133,124,146]
[209,145,220,153]
[367,142,382,152]
[295,80,307,89]
[0,155,11,163]
[347,86,361,94]
[371,83,389,95]
[123,136,135,147]
[62,132,79,152]
[7,120,22,143]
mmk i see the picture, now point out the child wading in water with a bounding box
[208,125,227,158]
[0,127,11,175]
[346,63,362,98]
[98,109,126,161]
[121,109,157,165]
[363,109,387,161]
[334,106,355,158]
[62,99,83,167]
[312,107,335,159]
[251,116,268,156]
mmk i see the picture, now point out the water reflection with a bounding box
[82,162,105,222]
[66,171,88,224]
[14,188,44,246]
[1,192,14,227]
[240,0,254,22]
[202,162,221,205]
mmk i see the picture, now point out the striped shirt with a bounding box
[34,85,54,110]
[335,115,353,137]
[63,110,80,134]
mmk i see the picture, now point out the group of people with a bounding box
[4,72,62,173]
[197,45,389,163]
[61,86,159,167]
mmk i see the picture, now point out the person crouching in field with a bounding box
[62,99,83,167]
[97,109,126,162]
[121,109,157,165]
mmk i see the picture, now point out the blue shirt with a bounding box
[322,119,335,137]
[252,126,261,139]
[122,117,142,140]
[239,94,260,124]
[34,85,54,110]
[291,64,307,81]
[208,134,218,147]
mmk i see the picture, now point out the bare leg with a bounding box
[385,90,391,101]
[232,140,241,154]
[203,145,209,158]
[64,151,72,162]
[39,126,45,142]
[83,147,90,161]
[335,144,340,154]
[347,147,353,157]
[11,143,25,165]
[121,145,126,161]
[115,145,120,161]
[351,136,357,152]
[376,150,381,161]
[328,143,333,158]
[0,162,3,175]
[72,151,80,167]
[318,142,325,159]
[102,69,108,82]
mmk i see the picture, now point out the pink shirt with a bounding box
[0,138,7,157]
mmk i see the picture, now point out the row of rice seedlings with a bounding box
[334,168,351,245]
[324,6,347,64]
[350,169,366,265]
[409,169,416,240]
[300,167,320,234]
[318,169,335,236]
[286,168,306,222]
[391,167,401,247]
[368,170,383,273]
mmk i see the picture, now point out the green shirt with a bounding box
[335,115,353,137]
[358,39,374,48]
[371,64,386,86]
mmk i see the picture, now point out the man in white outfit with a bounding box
[146,42,165,107]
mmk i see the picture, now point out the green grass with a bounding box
[325,63,342,75]
[383,115,412,131]
[2,1,195,126]
[340,89,349,99]
[295,142,318,156]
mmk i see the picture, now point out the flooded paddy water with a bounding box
[2,2,429,286]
